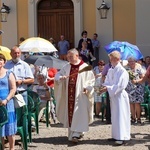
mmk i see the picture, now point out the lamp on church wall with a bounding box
[97,0,110,19]
[0,3,10,22]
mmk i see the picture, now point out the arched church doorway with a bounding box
[37,0,74,48]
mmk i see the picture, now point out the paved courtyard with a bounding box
[11,117,150,150]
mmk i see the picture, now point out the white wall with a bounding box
[72,0,83,47]
[1,0,18,48]
[96,0,113,62]
[136,0,150,58]
[96,0,150,62]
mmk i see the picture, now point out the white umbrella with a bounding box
[19,37,57,53]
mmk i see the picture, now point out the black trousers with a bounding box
[106,92,111,123]
[92,47,99,68]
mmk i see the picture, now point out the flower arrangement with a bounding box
[128,70,136,80]
[94,85,104,96]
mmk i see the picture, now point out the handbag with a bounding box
[14,93,26,108]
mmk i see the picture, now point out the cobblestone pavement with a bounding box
[7,117,150,150]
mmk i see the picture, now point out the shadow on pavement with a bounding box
[32,136,68,145]
[28,134,150,148]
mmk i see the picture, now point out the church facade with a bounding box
[0,0,150,61]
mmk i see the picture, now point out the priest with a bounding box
[54,48,95,143]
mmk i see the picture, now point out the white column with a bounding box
[96,0,113,62]
[28,0,38,37]
[71,0,83,47]
[1,0,18,48]
[136,0,150,57]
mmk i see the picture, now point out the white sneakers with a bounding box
[115,140,124,145]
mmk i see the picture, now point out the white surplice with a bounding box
[103,63,130,141]
[54,62,95,140]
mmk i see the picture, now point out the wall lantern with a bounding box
[97,0,110,19]
[0,3,10,22]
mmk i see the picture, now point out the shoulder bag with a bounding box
[14,93,26,108]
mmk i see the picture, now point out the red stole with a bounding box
[68,60,84,127]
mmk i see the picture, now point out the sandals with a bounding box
[137,118,144,124]
[72,137,79,143]
[137,119,141,124]
[131,117,144,125]
[131,118,136,124]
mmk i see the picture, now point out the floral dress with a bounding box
[125,66,145,103]
[93,66,104,102]
[0,71,17,137]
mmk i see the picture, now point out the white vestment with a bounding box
[54,62,95,140]
[103,63,130,141]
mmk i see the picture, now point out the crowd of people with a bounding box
[0,30,150,149]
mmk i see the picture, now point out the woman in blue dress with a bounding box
[0,54,17,150]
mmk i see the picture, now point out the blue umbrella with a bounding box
[104,41,143,60]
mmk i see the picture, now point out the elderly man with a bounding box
[5,46,34,104]
[54,48,95,143]
[100,51,130,145]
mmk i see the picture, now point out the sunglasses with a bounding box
[98,64,105,66]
